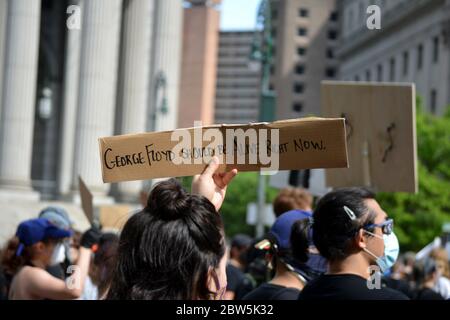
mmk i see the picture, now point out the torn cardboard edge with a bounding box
[78,176,94,226]
[98,117,349,183]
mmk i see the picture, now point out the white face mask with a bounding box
[50,243,66,266]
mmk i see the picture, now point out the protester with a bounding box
[38,206,74,280]
[106,157,237,300]
[412,258,444,300]
[297,187,409,300]
[91,233,119,299]
[273,187,313,218]
[244,210,318,300]
[224,234,255,300]
[382,259,415,299]
[2,218,100,299]
[429,248,450,299]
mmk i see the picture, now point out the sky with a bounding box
[219,0,260,31]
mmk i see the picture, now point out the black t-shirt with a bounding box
[243,283,300,300]
[298,274,409,300]
[226,264,254,300]
[383,277,415,299]
[414,288,444,300]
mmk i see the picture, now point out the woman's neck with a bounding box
[29,259,46,269]
[270,264,305,290]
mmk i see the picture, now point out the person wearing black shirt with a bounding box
[225,234,255,300]
[296,188,409,300]
[244,210,320,300]
[412,257,445,300]
[300,274,407,300]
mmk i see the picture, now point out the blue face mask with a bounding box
[363,231,399,273]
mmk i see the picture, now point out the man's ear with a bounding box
[355,229,368,250]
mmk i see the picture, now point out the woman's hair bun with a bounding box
[146,178,190,220]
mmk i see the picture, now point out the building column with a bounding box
[150,0,183,131]
[0,0,41,200]
[58,0,83,198]
[0,0,8,128]
[116,0,155,202]
[72,0,122,197]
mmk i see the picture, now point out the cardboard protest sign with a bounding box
[78,176,94,225]
[321,81,417,193]
[98,117,348,183]
[98,205,131,231]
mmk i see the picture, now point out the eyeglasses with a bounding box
[363,219,394,235]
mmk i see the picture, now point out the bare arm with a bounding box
[27,247,92,300]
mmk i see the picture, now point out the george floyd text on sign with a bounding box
[98,117,349,183]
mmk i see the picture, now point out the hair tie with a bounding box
[16,243,24,256]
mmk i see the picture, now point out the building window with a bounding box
[293,102,303,112]
[298,28,308,37]
[433,36,439,63]
[328,30,338,40]
[327,48,334,59]
[403,51,409,76]
[271,9,278,20]
[326,68,336,78]
[299,8,309,17]
[330,11,338,21]
[271,28,277,38]
[377,64,383,81]
[293,83,304,93]
[366,69,371,81]
[389,57,396,81]
[295,64,305,75]
[270,65,275,75]
[430,89,437,114]
[417,44,423,70]
[297,47,307,56]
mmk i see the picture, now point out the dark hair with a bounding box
[265,219,310,273]
[290,219,310,264]
[91,233,119,298]
[413,258,438,288]
[106,179,225,300]
[290,188,376,262]
[1,236,58,275]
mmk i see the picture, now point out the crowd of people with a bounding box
[0,156,449,300]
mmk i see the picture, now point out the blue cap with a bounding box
[269,210,312,250]
[267,210,328,275]
[16,218,73,248]
[39,206,73,230]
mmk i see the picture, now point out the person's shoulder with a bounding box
[242,283,288,300]
[378,286,410,300]
[271,287,300,300]
[22,266,56,283]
